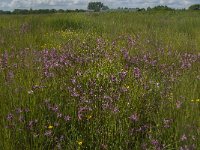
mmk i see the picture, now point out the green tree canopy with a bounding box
[88,2,109,12]
[151,5,174,11]
[188,4,200,10]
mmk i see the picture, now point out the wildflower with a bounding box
[190,98,200,102]
[15,108,23,114]
[151,139,159,146]
[28,90,34,94]
[110,75,118,83]
[86,115,92,120]
[24,108,30,112]
[2,51,8,68]
[112,107,119,114]
[101,144,108,150]
[129,113,139,122]
[7,71,14,81]
[181,134,187,141]
[71,77,76,84]
[57,113,62,118]
[133,67,141,79]
[54,122,59,127]
[28,120,37,130]
[64,115,71,122]
[6,113,13,121]
[119,70,127,80]
[151,139,163,149]
[77,140,83,146]
[48,125,53,129]
[44,130,52,137]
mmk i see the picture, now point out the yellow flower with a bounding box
[191,100,194,102]
[196,99,200,102]
[86,115,92,120]
[48,125,53,129]
[77,140,83,146]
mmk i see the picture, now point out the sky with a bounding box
[0,0,199,10]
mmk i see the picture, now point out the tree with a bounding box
[102,5,109,10]
[151,5,174,11]
[147,7,151,11]
[88,2,108,12]
[188,4,200,10]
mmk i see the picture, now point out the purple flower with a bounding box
[54,122,59,127]
[110,75,118,83]
[15,108,23,114]
[57,113,62,118]
[51,104,59,112]
[68,87,80,97]
[121,48,130,60]
[133,67,141,79]
[151,139,163,150]
[44,130,52,137]
[27,119,38,130]
[71,77,76,84]
[24,108,30,112]
[181,134,187,141]
[119,70,127,80]
[112,107,119,114]
[6,113,13,121]
[151,139,159,146]
[2,51,8,68]
[129,113,139,122]
[27,121,34,130]
[7,71,14,81]
[64,115,71,122]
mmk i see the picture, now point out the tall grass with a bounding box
[0,11,199,149]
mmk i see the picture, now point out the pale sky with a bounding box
[0,0,199,10]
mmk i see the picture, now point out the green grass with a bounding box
[0,11,200,149]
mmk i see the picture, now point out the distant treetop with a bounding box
[87,2,109,12]
[151,5,174,11]
[188,4,200,10]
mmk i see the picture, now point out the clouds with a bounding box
[0,0,199,10]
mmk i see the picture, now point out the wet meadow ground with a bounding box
[0,11,200,149]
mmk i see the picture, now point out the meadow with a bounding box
[0,11,200,149]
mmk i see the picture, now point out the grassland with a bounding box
[0,11,200,149]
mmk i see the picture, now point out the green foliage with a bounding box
[88,2,106,11]
[0,9,86,15]
[151,5,175,11]
[188,4,200,10]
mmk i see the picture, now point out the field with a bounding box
[0,11,200,149]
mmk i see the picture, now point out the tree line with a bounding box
[0,9,86,14]
[0,2,199,15]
